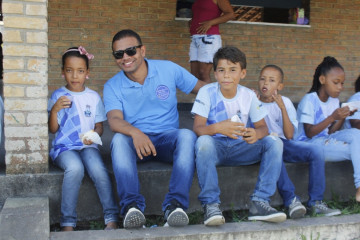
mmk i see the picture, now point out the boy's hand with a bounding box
[51,96,72,113]
[331,106,351,121]
[350,109,357,116]
[272,93,285,110]
[242,128,258,144]
[217,120,246,139]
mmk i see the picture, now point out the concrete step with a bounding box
[50,214,360,240]
[0,197,50,240]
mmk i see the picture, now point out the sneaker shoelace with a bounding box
[258,201,276,212]
[316,201,329,210]
[205,204,221,216]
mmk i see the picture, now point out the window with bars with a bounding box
[176,0,310,25]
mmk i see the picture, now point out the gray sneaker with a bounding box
[203,203,225,226]
[164,200,189,227]
[288,197,306,219]
[248,200,286,223]
[123,205,146,229]
[311,201,341,216]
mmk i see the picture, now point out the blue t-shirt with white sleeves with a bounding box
[344,92,360,129]
[191,82,267,138]
[261,96,298,139]
[296,92,339,141]
[47,86,106,160]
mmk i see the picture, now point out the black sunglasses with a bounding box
[112,45,142,59]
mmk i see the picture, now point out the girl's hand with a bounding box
[197,21,212,34]
[331,106,351,121]
[82,138,93,145]
[242,128,258,144]
[272,93,286,110]
[52,96,72,113]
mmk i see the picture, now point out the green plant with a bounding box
[188,211,203,225]
[299,232,320,240]
[89,220,104,230]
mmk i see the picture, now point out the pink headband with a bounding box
[63,46,94,60]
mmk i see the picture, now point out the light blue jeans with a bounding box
[277,138,325,207]
[195,135,283,204]
[307,128,360,188]
[55,147,119,227]
[110,129,196,215]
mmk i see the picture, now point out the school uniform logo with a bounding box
[156,85,170,100]
[84,105,91,117]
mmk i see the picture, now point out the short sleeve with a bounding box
[191,87,211,118]
[103,80,123,114]
[174,63,198,94]
[249,95,268,123]
[297,95,315,125]
[95,99,107,123]
[346,93,360,121]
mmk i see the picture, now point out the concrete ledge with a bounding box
[0,197,49,240]
[50,214,360,240]
[0,109,352,224]
[0,161,355,225]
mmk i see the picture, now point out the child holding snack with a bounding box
[258,64,340,217]
[192,46,286,226]
[296,56,360,202]
[344,75,360,129]
[48,46,119,231]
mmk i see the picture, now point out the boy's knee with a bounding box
[178,129,197,144]
[263,135,283,150]
[195,135,215,152]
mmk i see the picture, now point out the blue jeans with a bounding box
[111,129,196,215]
[307,128,360,188]
[277,138,325,207]
[54,147,119,227]
[195,135,283,204]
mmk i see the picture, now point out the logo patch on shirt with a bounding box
[156,85,170,100]
[84,105,91,117]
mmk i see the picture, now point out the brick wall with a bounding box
[48,0,360,103]
[2,0,48,174]
[1,0,359,174]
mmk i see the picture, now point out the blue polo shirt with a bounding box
[103,59,197,134]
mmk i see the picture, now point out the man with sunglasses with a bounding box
[103,29,204,229]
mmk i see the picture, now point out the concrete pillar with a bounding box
[2,0,49,174]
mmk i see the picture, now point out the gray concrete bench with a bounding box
[0,105,354,225]
[0,108,350,224]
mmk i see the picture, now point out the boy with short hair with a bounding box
[257,64,341,217]
[191,46,286,226]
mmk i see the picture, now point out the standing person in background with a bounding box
[189,0,236,83]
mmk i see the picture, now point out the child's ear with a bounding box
[240,69,247,79]
[277,82,284,91]
[319,75,326,85]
